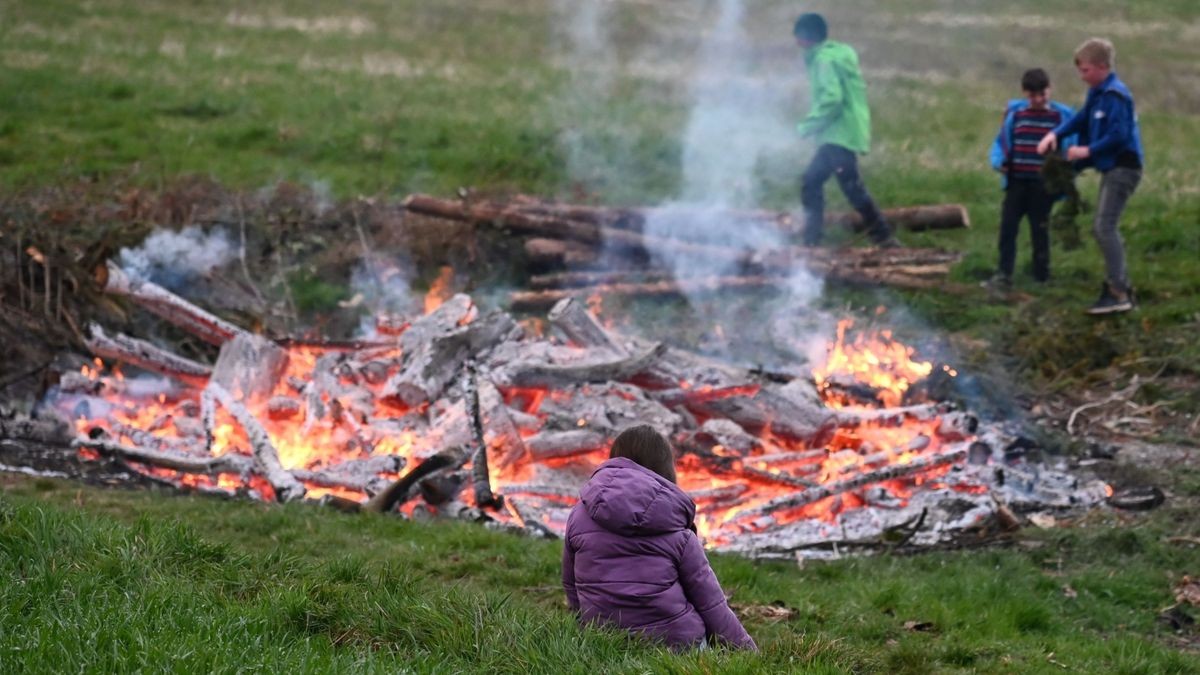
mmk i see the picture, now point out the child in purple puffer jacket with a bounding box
[562,425,757,650]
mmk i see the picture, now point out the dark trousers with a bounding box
[801,144,891,245]
[998,178,1055,281]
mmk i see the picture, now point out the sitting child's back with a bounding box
[562,426,755,650]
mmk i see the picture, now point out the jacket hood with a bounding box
[580,457,695,536]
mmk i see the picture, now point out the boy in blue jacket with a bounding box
[986,68,1074,289]
[1038,38,1145,314]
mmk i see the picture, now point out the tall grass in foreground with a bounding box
[2,478,1198,673]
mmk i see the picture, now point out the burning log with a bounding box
[476,377,529,470]
[293,455,407,495]
[384,312,519,406]
[502,342,667,388]
[210,333,290,401]
[684,388,839,446]
[734,444,970,525]
[547,297,625,355]
[100,262,249,345]
[524,429,608,460]
[84,324,212,386]
[362,448,465,514]
[204,382,305,501]
[74,437,254,475]
[464,364,502,508]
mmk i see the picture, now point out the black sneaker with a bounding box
[1086,282,1133,315]
[875,235,902,249]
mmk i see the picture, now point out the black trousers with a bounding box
[998,178,1054,281]
[801,144,891,245]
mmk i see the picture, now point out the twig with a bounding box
[1066,378,1143,436]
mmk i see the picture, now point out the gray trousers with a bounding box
[1094,167,1141,290]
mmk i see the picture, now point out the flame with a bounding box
[812,319,934,408]
[424,266,455,315]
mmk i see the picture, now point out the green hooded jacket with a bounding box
[797,40,871,154]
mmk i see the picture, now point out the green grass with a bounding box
[3,477,1199,673]
[2,0,1198,393]
[2,1,1200,670]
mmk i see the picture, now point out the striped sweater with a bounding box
[1007,107,1063,179]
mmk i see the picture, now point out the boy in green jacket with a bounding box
[794,13,899,248]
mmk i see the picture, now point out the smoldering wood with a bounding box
[101,262,249,345]
[534,382,683,440]
[210,333,290,401]
[205,381,305,502]
[524,429,608,460]
[384,312,519,406]
[693,418,764,456]
[476,377,529,470]
[399,293,475,353]
[74,437,254,475]
[85,324,212,386]
[650,384,762,409]
[546,297,626,355]
[683,387,839,445]
[362,448,466,514]
[464,364,501,508]
[501,342,667,388]
[733,445,970,524]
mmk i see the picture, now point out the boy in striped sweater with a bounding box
[986,68,1074,290]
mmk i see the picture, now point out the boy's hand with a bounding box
[1037,132,1058,155]
[1066,145,1091,161]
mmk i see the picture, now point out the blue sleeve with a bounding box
[1053,104,1088,139]
[989,111,1010,172]
[1087,93,1132,156]
[1055,104,1078,153]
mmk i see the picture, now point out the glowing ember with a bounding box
[50,297,1107,554]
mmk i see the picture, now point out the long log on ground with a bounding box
[409,195,964,281]
[205,381,305,502]
[684,388,839,446]
[100,262,250,345]
[85,324,212,385]
[510,266,959,311]
[503,197,969,233]
[524,238,600,268]
[733,444,969,524]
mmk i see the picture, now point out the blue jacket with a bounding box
[1052,72,1144,172]
[989,99,1076,189]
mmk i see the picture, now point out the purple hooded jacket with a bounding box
[562,457,756,650]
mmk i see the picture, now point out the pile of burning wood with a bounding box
[401,194,972,311]
[18,258,1112,558]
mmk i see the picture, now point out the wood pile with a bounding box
[400,194,972,309]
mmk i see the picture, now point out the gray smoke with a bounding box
[118,226,235,290]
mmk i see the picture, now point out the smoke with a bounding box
[118,226,235,290]
[348,254,420,337]
[551,0,642,194]
[642,0,824,362]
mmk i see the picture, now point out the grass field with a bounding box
[3,476,1199,673]
[3,0,1200,672]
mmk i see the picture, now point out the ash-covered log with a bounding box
[100,262,249,345]
[524,429,608,460]
[85,324,212,386]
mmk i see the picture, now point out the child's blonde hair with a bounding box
[1074,38,1115,69]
